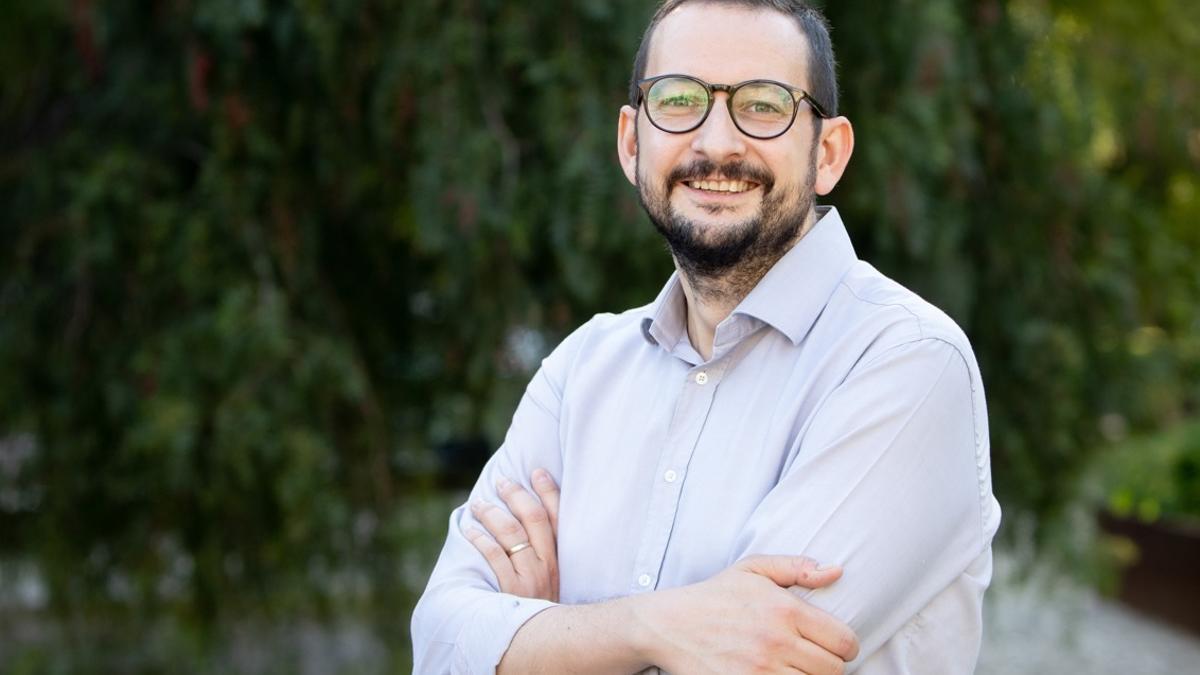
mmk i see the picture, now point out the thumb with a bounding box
[735,554,843,589]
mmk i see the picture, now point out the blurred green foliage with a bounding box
[1096,418,1200,525]
[1,0,1198,668]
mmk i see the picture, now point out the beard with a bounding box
[636,142,819,301]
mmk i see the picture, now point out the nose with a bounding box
[690,93,747,161]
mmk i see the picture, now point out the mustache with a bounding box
[666,159,775,192]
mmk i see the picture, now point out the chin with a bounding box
[673,196,745,217]
[681,205,755,226]
[687,217,761,249]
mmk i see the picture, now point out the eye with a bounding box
[742,100,783,114]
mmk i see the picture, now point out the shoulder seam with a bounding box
[838,279,926,338]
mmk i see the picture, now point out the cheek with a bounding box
[767,154,804,189]
[637,127,690,175]
[637,157,674,197]
[637,145,671,179]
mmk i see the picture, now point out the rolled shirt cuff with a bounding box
[452,594,559,675]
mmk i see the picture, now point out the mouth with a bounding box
[678,178,761,199]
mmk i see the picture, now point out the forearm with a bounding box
[497,558,855,675]
[498,595,657,675]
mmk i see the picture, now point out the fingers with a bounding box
[792,599,860,663]
[495,475,557,582]
[464,526,518,589]
[467,473,562,602]
[531,468,560,536]
[470,497,532,555]
[736,554,843,589]
[735,554,858,664]
[793,558,842,589]
[789,633,847,675]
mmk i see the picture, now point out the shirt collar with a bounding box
[641,270,688,349]
[641,206,858,349]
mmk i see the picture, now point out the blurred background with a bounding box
[1,0,1198,673]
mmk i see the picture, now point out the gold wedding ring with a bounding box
[505,541,532,556]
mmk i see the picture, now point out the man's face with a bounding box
[627,5,821,278]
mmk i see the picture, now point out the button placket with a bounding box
[629,361,731,595]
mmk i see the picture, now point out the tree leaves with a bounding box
[0,0,1196,625]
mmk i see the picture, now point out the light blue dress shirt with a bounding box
[411,207,1001,674]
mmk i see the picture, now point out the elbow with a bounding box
[411,589,456,674]
[410,592,433,670]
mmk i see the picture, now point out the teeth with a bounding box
[687,179,753,193]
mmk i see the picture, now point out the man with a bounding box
[411,1,1001,673]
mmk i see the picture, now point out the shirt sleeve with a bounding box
[729,336,1001,672]
[410,322,591,675]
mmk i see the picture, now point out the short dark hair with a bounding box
[628,0,839,120]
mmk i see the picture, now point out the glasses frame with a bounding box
[636,73,832,140]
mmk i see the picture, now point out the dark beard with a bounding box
[636,148,818,302]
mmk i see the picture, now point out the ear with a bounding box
[616,105,639,186]
[813,116,854,196]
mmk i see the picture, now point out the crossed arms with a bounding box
[411,327,997,674]
[468,471,859,674]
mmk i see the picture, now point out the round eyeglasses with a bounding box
[636,74,831,140]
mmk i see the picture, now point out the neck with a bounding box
[677,275,736,362]
[678,210,818,361]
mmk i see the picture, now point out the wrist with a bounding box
[619,588,677,669]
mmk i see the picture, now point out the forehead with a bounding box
[646,4,810,87]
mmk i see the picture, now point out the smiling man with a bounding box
[411,1,1000,673]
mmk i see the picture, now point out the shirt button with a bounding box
[638,574,652,587]
[694,371,709,385]
[664,470,678,483]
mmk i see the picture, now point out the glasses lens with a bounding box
[731,82,795,137]
[645,77,709,132]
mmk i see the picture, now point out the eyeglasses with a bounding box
[636,74,831,140]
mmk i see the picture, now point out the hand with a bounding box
[638,555,859,675]
[465,468,561,602]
